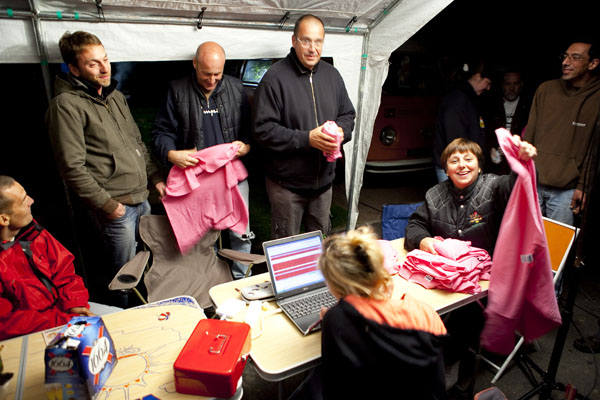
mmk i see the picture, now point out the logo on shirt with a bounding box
[468,211,483,225]
[203,109,219,117]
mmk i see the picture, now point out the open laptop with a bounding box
[263,231,337,335]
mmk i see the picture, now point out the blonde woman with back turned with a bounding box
[290,227,448,400]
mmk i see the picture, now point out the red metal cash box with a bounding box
[174,319,251,398]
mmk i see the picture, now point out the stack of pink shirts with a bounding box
[400,238,492,294]
[162,143,249,254]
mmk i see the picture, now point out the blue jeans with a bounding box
[91,200,151,272]
[435,166,448,183]
[228,179,254,279]
[537,184,575,226]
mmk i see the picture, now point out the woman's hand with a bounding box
[511,135,537,161]
[419,237,442,255]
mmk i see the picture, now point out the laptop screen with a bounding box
[263,232,325,296]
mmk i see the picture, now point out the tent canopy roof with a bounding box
[8,1,397,31]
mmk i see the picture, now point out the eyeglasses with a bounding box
[296,37,324,49]
[560,53,588,62]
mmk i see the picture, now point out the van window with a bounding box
[242,59,273,86]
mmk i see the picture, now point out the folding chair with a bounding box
[486,217,578,383]
[108,215,265,309]
[381,202,423,240]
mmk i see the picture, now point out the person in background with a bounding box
[433,59,493,182]
[46,31,165,302]
[482,70,531,175]
[253,14,355,239]
[152,41,253,279]
[290,227,447,400]
[0,176,92,340]
[523,39,600,226]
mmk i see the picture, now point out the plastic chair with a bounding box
[108,215,265,309]
[381,202,423,240]
[484,217,578,383]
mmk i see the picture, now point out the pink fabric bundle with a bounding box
[162,143,249,253]
[322,120,343,162]
[400,238,492,294]
[377,239,402,275]
[480,128,561,354]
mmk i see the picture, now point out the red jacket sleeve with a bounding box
[40,230,90,312]
[0,295,74,340]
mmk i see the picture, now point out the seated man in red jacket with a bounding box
[0,175,92,340]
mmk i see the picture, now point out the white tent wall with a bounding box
[37,21,364,109]
[0,0,452,231]
[345,0,452,229]
[0,19,38,62]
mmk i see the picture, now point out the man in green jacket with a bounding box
[46,31,165,288]
[524,40,600,226]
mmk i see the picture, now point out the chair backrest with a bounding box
[381,202,423,240]
[543,217,578,285]
[140,215,233,308]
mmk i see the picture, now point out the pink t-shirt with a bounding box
[480,128,561,354]
[162,143,248,253]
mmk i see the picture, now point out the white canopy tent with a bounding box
[0,0,452,229]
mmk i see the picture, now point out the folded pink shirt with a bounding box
[162,143,248,253]
[322,120,343,162]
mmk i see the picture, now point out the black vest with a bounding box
[170,74,245,150]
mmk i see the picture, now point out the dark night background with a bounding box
[1,0,599,299]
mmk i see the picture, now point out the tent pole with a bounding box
[345,31,370,231]
[27,0,52,102]
[344,0,402,231]
[27,0,91,287]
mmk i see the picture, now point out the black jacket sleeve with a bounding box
[151,83,181,167]
[404,202,433,251]
[334,75,356,143]
[238,89,252,144]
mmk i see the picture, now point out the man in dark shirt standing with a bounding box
[152,41,253,278]
[253,14,356,238]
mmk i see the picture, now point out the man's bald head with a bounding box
[195,41,226,63]
[193,41,226,97]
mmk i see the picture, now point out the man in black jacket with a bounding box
[152,41,253,278]
[253,14,356,239]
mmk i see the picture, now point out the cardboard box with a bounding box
[45,316,117,399]
[174,319,250,398]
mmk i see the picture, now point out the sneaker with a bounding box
[573,336,600,353]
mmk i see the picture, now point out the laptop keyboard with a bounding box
[282,291,337,319]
